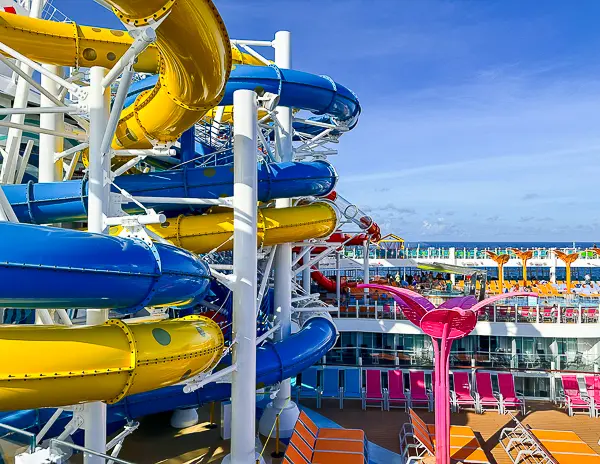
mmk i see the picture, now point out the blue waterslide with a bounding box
[0,317,337,438]
[125,64,361,127]
[0,222,210,311]
[0,160,336,224]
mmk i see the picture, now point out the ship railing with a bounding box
[333,298,600,325]
[321,348,600,377]
[345,246,600,260]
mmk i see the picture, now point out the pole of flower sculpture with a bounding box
[486,251,510,293]
[358,284,535,464]
[553,250,579,293]
[510,249,533,286]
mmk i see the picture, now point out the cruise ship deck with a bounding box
[109,400,600,464]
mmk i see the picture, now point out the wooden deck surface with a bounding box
[308,399,600,464]
[115,400,600,463]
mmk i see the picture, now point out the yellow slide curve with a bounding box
[0,0,264,149]
[147,203,338,254]
[0,316,224,411]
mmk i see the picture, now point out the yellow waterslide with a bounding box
[0,316,224,411]
[147,203,338,254]
[0,0,265,149]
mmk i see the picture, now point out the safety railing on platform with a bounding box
[0,423,36,461]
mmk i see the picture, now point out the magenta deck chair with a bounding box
[387,370,407,411]
[362,369,385,410]
[451,371,475,412]
[497,373,525,415]
[584,375,600,417]
[562,375,591,416]
[409,371,431,410]
[474,371,500,414]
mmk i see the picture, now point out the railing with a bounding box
[343,246,600,261]
[0,423,36,461]
[334,299,600,325]
[0,423,135,463]
[322,347,600,373]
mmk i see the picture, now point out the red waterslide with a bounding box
[308,203,381,293]
[310,267,358,293]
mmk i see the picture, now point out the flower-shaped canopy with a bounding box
[357,284,536,340]
[357,283,538,464]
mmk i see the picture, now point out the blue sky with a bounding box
[55,0,600,241]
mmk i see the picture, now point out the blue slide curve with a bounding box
[125,64,361,129]
[0,160,336,224]
[0,222,210,312]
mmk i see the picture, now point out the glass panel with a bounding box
[0,423,36,462]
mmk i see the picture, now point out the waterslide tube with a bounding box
[126,64,361,127]
[0,0,231,148]
[0,317,336,433]
[146,203,338,254]
[0,160,337,224]
[0,222,211,310]
[310,233,370,293]
[0,316,224,411]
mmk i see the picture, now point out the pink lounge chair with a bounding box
[561,375,591,416]
[451,371,476,412]
[361,369,385,410]
[408,371,431,411]
[584,375,600,418]
[474,372,500,414]
[583,307,598,323]
[562,307,578,323]
[497,373,526,415]
[387,370,407,411]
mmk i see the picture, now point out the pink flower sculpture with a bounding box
[357,284,537,464]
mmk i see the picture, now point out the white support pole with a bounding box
[225,89,259,464]
[87,67,109,235]
[302,252,311,294]
[0,0,43,184]
[84,67,110,464]
[259,30,299,440]
[39,65,64,182]
[363,239,370,304]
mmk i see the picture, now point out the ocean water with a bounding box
[404,241,597,249]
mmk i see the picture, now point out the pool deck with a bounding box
[308,399,600,464]
[115,400,600,464]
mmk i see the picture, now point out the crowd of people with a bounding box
[385,271,452,292]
